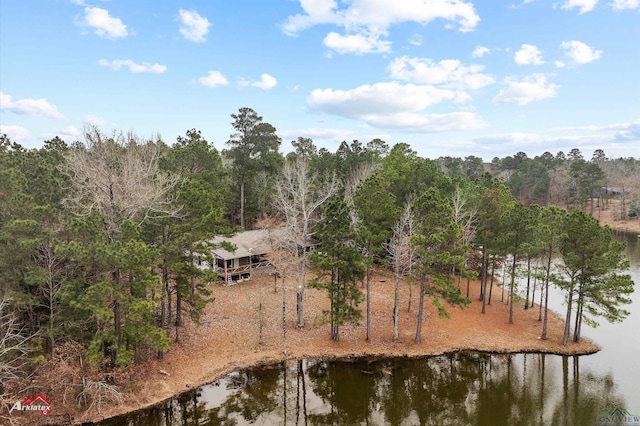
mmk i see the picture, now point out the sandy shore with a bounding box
[56,270,597,425]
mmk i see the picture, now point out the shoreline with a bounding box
[99,343,600,423]
[67,273,598,425]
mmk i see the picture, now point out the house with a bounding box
[209,229,274,285]
[201,228,319,285]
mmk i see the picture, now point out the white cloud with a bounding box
[306,81,486,132]
[409,34,423,46]
[178,9,211,42]
[323,31,391,54]
[241,74,278,90]
[198,71,228,88]
[83,114,107,126]
[612,0,639,9]
[388,56,494,90]
[59,125,81,140]
[561,0,598,13]
[555,60,566,68]
[514,44,545,65]
[308,82,458,117]
[0,92,65,119]
[560,40,602,64]
[493,74,559,105]
[75,7,129,39]
[282,0,480,54]
[472,46,490,58]
[252,74,278,90]
[363,112,487,132]
[98,59,167,73]
[0,125,31,142]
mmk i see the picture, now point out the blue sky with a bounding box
[1,0,638,160]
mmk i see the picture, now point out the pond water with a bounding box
[100,231,640,426]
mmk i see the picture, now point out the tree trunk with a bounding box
[562,285,574,345]
[282,276,287,356]
[366,267,371,342]
[393,275,400,341]
[508,254,517,324]
[296,286,304,328]
[240,180,245,229]
[481,247,488,314]
[524,256,531,309]
[415,276,425,344]
[488,256,495,305]
[573,280,585,342]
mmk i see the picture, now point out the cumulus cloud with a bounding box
[308,82,458,116]
[514,44,545,65]
[98,59,167,73]
[560,40,602,64]
[198,71,228,88]
[612,0,639,9]
[59,126,81,141]
[561,0,598,13]
[388,56,494,90]
[409,34,423,46]
[178,9,212,42]
[75,6,129,39]
[363,112,487,132]
[240,74,278,90]
[0,92,65,119]
[493,74,559,105]
[472,46,490,58]
[324,31,391,54]
[282,0,480,54]
[306,81,486,132]
[252,74,278,90]
[0,125,31,142]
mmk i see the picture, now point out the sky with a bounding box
[0,0,638,161]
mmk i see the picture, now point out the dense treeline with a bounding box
[0,107,637,414]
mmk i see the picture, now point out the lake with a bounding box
[100,231,640,426]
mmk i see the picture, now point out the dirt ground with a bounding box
[592,199,640,235]
[57,269,596,425]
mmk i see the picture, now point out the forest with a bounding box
[0,107,638,417]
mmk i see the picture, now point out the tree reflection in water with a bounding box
[100,353,625,426]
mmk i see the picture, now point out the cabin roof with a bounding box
[211,229,272,260]
[210,228,318,260]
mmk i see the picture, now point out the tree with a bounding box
[353,173,398,341]
[387,197,416,341]
[412,187,470,344]
[559,210,634,344]
[537,206,567,340]
[475,175,515,314]
[152,130,229,342]
[60,128,178,366]
[272,154,339,328]
[500,203,532,324]
[224,107,282,228]
[309,194,364,341]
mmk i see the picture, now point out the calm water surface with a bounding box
[101,231,640,426]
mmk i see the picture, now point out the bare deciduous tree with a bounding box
[272,156,339,328]
[387,197,416,341]
[61,126,180,241]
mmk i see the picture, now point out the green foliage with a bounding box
[559,209,634,340]
[309,194,364,340]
